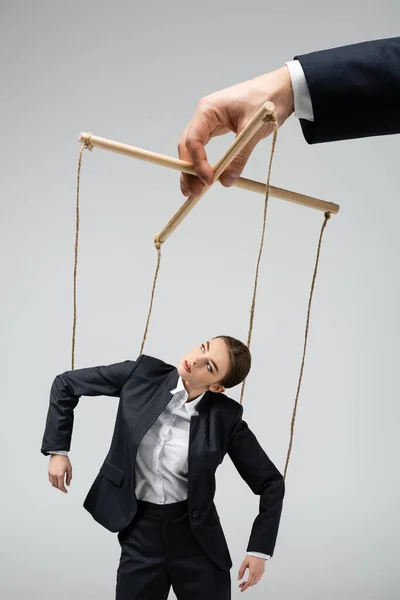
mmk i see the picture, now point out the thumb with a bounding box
[219,113,272,187]
[66,466,73,486]
[219,133,260,188]
[238,561,247,580]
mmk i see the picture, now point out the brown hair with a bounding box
[213,335,251,389]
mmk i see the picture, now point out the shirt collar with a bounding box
[170,376,205,414]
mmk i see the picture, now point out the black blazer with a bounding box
[295,37,400,143]
[41,354,285,571]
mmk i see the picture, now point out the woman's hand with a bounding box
[48,455,72,493]
[237,555,266,592]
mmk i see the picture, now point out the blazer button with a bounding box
[191,509,199,518]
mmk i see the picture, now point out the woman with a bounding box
[41,335,285,599]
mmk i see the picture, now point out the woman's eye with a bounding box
[207,363,212,373]
[201,344,205,352]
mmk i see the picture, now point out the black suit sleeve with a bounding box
[40,358,140,455]
[227,404,285,557]
[294,37,400,143]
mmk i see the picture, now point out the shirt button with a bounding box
[191,509,199,519]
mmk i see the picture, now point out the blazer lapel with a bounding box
[128,367,180,445]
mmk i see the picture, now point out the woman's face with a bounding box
[177,338,230,393]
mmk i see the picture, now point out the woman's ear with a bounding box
[210,384,226,394]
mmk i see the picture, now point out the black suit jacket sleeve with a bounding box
[294,37,400,143]
[227,404,285,557]
[40,359,138,455]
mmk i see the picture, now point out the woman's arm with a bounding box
[40,358,141,455]
[227,404,285,558]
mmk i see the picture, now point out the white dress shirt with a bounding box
[286,60,314,122]
[49,376,270,560]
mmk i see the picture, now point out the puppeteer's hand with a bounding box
[237,555,266,592]
[48,455,72,494]
[178,66,294,198]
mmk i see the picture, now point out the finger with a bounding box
[237,565,246,580]
[185,100,221,186]
[240,575,254,591]
[185,135,213,186]
[66,466,73,486]
[179,171,202,198]
[239,581,249,592]
[57,475,67,493]
[178,127,205,198]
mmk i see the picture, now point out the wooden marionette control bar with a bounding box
[79,102,339,244]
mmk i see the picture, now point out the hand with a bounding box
[48,455,72,494]
[237,555,266,592]
[178,66,294,197]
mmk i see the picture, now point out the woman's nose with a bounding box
[191,357,207,369]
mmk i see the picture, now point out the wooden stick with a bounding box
[157,102,278,243]
[235,176,339,213]
[79,114,339,221]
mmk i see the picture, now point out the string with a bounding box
[72,134,92,370]
[140,236,162,355]
[239,114,279,405]
[283,211,331,480]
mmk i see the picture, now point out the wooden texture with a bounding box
[79,106,339,232]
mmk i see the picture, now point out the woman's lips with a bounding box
[184,360,191,373]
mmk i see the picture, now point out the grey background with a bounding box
[1,1,399,598]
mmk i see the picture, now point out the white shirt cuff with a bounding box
[247,551,271,560]
[48,451,69,456]
[285,60,314,122]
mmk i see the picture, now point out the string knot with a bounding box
[83,132,93,151]
[324,211,331,220]
[263,111,278,127]
[154,234,162,250]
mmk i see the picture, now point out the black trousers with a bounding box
[116,499,231,599]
